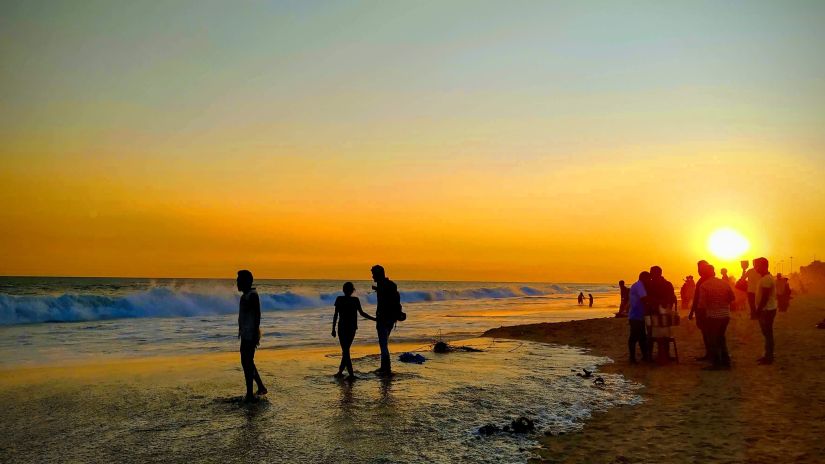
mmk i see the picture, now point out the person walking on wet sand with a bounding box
[753,257,778,365]
[577,292,584,305]
[331,282,375,380]
[372,265,403,376]
[237,270,267,402]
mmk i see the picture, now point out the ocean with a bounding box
[0,277,642,463]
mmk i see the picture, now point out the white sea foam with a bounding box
[0,281,616,325]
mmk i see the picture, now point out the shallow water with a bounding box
[0,278,638,463]
[0,340,641,464]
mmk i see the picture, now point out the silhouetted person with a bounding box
[776,274,792,312]
[720,267,737,310]
[618,280,630,317]
[680,276,695,310]
[647,266,677,362]
[588,293,594,307]
[689,260,712,360]
[628,272,651,363]
[577,292,584,305]
[372,265,401,375]
[754,257,777,364]
[332,282,375,380]
[237,270,266,402]
[742,259,762,319]
[695,264,734,370]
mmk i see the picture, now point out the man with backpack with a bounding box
[371,264,404,376]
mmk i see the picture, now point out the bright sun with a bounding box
[708,227,750,261]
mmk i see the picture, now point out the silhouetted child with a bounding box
[332,282,375,380]
[237,270,266,402]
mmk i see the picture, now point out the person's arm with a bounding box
[332,304,338,337]
[689,281,702,318]
[356,299,375,321]
[757,280,772,312]
[251,292,262,346]
[689,285,703,320]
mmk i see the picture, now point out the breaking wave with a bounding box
[0,283,614,325]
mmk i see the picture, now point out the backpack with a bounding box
[394,288,406,322]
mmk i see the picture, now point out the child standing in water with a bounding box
[237,269,267,402]
[332,282,375,380]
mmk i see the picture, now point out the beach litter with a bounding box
[398,352,426,364]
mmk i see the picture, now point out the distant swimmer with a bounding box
[588,293,594,307]
[237,270,267,402]
[331,282,375,380]
[578,292,584,305]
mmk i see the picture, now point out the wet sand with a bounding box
[484,295,825,464]
[0,338,639,463]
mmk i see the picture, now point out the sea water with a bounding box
[0,278,642,463]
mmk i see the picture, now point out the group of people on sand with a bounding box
[624,257,787,371]
[624,266,679,364]
[235,265,403,402]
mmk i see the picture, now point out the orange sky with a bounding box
[1,2,824,282]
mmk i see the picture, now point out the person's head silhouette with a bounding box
[754,257,769,274]
[371,265,386,282]
[237,270,253,292]
[650,266,663,278]
[343,281,355,296]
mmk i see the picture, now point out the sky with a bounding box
[1,0,824,282]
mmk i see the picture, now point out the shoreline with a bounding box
[483,295,825,464]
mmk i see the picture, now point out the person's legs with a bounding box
[339,329,355,376]
[628,320,644,362]
[718,317,730,366]
[696,314,711,359]
[240,339,255,397]
[704,318,717,364]
[760,310,776,361]
[747,292,757,319]
[376,322,393,373]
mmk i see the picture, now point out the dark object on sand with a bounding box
[433,341,484,353]
[593,376,605,386]
[510,416,535,434]
[478,424,500,436]
[398,352,426,364]
[478,416,535,436]
[575,368,593,378]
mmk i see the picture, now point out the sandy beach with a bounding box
[484,294,825,464]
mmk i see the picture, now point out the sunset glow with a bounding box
[1,2,823,281]
[708,228,750,262]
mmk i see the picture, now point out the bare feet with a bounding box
[256,387,268,396]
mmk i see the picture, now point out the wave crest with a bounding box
[0,284,613,325]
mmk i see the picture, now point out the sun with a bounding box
[708,227,750,261]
